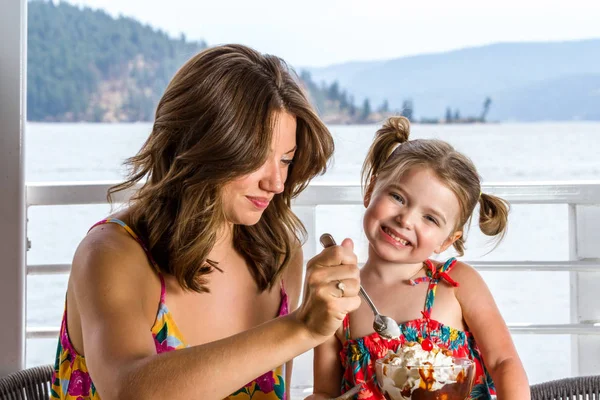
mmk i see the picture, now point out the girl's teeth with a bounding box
[385,228,410,245]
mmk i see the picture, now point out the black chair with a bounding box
[531,375,600,399]
[0,365,54,400]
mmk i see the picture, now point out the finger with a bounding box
[312,245,357,267]
[330,280,345,298]
[332,278,360,298]
[308,264,359,286]
[315,233,357,267]
[328,279,361,300]
[341,238,354,250]
[324,298,361,323]
[337,295,362,314]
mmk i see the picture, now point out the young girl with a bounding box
[309,116,529,400]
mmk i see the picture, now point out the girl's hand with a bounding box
[295,238,361,341]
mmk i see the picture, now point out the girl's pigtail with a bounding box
[479,192,510,239]
[361,116,410,195]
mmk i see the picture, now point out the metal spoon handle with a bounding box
[319,233,337,248]
[359,286,380,316]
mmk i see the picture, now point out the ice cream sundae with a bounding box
[375,340,475,400]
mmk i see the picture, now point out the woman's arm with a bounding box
[73,232,361,400]
[453,262,530,400]
[305,333,344,400]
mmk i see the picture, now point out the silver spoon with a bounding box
[319,233,401,340]
[331,377,374,400]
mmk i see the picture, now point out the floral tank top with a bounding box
[340,258,496,400]
[51,218,289,400]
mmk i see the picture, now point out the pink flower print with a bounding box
[255,372,275,393]
[155,339,178,354]
[67,369,91,396]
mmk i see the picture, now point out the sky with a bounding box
[64,0,600,67]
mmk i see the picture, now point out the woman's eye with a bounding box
[281,159,294,166]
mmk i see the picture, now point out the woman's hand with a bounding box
[294,238,361,341]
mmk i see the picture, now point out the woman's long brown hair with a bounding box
[108,44,334,293]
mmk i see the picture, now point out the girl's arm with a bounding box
[73,230,361,400]
[305,333,344,400]
[453,262,530,400]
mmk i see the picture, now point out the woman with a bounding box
[51,44,361,400]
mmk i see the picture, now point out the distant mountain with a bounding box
[305,40,600,121]
[298,60,385,88]
[493,73,600,121]
[27,0,373,123]
[27,0,208,121]
[29,1,598,122]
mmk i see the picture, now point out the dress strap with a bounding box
[158,273,166,303]
[89,218,151,254]
[437,258,459,285]
[408,258,459,323]
[89,218,166,302]
[342,314,351,341]
[278,280,289,316]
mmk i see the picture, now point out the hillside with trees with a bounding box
[28,0,207,121]
[27,0,380,123]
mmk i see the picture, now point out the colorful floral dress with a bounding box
[340,258,496,400]
[51,218,289,400]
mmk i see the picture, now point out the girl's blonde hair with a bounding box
[362,116,509,256]
[109,44,334,293]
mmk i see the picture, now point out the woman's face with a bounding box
[221,110,297,226]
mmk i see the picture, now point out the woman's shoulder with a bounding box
[71,216,156,286]
[66,216,163,360]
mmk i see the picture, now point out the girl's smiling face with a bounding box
[363,166,463,265]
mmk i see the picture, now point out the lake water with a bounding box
[24,122,600,397]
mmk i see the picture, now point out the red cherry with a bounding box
[421,339,433,351]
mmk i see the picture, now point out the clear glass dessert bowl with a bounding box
[375,357,475,400]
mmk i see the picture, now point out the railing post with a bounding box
[570,205,600,375]
[290,205,318,393]
[293,205,318,270]
[0,0,27,375]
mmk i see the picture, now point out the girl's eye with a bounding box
[281,159,294,166]
[390,193,404,203]
[425,215,439,226]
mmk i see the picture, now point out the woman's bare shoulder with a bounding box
[71,220,156,287]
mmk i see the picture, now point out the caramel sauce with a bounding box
[455,370,465,384]
[383,365,474,400]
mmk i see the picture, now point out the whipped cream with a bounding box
[382,341,454,368]
[377,341,466,399]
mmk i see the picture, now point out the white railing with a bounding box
[25,180,600,206]
[25,181,600,348]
